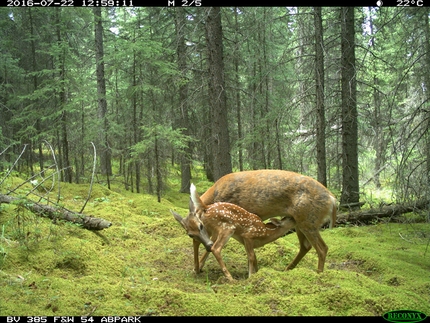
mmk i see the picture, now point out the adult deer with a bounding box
[172,183,296,281]
[186,170,336,275]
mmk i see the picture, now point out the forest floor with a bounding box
[0,172,429,316]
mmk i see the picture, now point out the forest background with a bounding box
[1,6,430,211]
[1,6,430,317]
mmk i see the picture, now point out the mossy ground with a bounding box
[0,174,429,316]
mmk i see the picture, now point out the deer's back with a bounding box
[200,170,334,223]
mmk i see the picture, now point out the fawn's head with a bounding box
[171,184,213,252]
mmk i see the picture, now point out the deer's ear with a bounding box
[190,183,207,212]
[171,209,187,230]
[171,209,183,223]
[189,197,195,213]
[269,218,281,227]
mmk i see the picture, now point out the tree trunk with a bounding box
[233,7,243,172]
[260,8,269,169]
[93,7,112,178]
[251,61,258,170]
[205,7,232,181]
[28,9,44,176]
[79,102,85,182]
[340,7,359,207]
[314,7,327,187]
[295,7,310,173]
[56,8,72,184]
[275,118,283,170]
[154,132,162,203]
[367,8,385,189]
[336,200,429,225]
[423,8,430,216]
[132,46,140,194]
[175,8,192,193]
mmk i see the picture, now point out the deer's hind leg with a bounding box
[301,229,328,273]
[286,227,312,271]
[286,226,328,273]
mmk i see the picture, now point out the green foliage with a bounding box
[130,125,194,159]
[1,7,429,204]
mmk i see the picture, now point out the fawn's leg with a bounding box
[244,239,258,277]
[211,230,234,281]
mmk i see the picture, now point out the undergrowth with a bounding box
[0,173,429,316]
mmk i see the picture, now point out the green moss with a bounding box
[1,176,429,316]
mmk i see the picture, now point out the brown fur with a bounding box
[200,170,337,273]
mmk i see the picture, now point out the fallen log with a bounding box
[0,194,112,230]
[336,200,429,225]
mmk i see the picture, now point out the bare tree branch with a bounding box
[43,140,61,204]
[0,144,27,186]
[0,194,112,230]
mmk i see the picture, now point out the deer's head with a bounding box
[171,186,214,252]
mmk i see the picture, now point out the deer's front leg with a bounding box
[198,232,218,272]
[244,238,258,277]
[193,239,201,274]
[211,231,234,281]
[198,251,211,272]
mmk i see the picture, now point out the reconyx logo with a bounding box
[383,310,427,323]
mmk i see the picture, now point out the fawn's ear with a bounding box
[189,197,195,213]
[171,209,184,224]
[269,218,282,227]
[190,183,206,213]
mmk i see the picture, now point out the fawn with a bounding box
[172,183,296,281]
